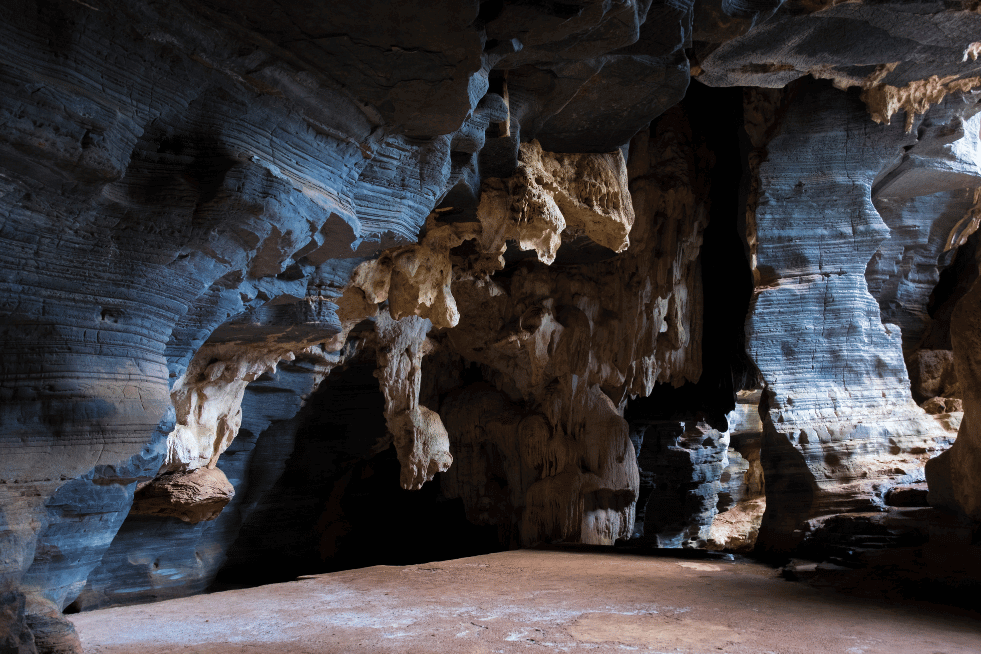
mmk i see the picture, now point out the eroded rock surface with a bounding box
[696,0,981,130]
[744,80,965,550]
[129,468,235,525]
[3,0,981,641]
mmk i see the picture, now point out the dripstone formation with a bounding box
[1,1,981,651]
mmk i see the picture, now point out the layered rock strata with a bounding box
[745,80,970,550]
[0,0,694,641]
[695,0,981,130]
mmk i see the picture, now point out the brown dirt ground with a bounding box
[69,549,981,654]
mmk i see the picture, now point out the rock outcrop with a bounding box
[695,0,981,130]
[743,80,981,550]
[708,390,766,552]
[129,468,235,524]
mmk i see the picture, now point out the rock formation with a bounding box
[2,0,981,650]
[742,80,981,550]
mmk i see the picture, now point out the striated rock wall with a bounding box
[695,0,981,130]
[69,352,335,610]
[0,0,695,637]
[745,80,972,550]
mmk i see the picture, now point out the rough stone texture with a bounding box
[129,468,235,524]
[628,390,764,553]
[906,349,960,404]
[431,108,716,547]
[744,80,964,550]
[441,383,638,547]
[372,312,452,491]
[869,190,981,351]
[708,390,766,552]
[475,140,635,265]
[633,421,729,548]
[695,0,981,130]
[0,0,699,633]
[69,353,336,610]
[884,484,931,508]
[927,244,981,520]
[21,609,78,654]
[67,550,981,654]
[0,591,36,654]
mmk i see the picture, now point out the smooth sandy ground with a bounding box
[70,549,981,654]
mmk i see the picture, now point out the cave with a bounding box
[3,0,981,652]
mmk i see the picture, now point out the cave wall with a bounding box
[3,0,981,649]
[743,81,980,549]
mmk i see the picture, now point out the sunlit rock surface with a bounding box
[744,80,973,550]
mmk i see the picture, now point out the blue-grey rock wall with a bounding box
[0,2,694,643]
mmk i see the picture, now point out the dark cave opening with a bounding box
[624,81,761,549]
[211,356,503,591]
[625,80,756,430]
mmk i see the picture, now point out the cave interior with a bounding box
[2,0,981,651]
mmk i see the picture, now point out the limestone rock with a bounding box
[166,348,296,472]
[440,383,638,546]
[744,80,959,550]
[21,613,78,654]
[921,397,963,415]
[926,258,981,520]
[907,350,959,404]
[7,0,981,625]
[129,468,235,524]
[884,484,931,508]
[695,0,981,129]
[709,390,766,552]
[0,591,36,654]
[634,421,729,548]
[475,141,634,266]
[373,312,452,491]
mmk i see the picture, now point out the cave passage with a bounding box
[212,358,504,590]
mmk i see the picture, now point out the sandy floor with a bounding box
[69,549,981,654]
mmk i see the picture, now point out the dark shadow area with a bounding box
[211,357,503,591]
[623,81,760,549]
[625,80,757,431]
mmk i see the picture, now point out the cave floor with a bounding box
[69,548,981,654]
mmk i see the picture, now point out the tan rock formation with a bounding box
[449,108,707,406]
[144,342,351,528]
[323,138,647,500]
[165,341,354,473]
[862,76,981,131]
[166,347,294,472]
[337,222,481,333]
[440,383,638,546]
[906,350,959,404]
[433,107,711,546]
[475,141,634,266]
[372,311,452,491]
[130,467,235,524]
